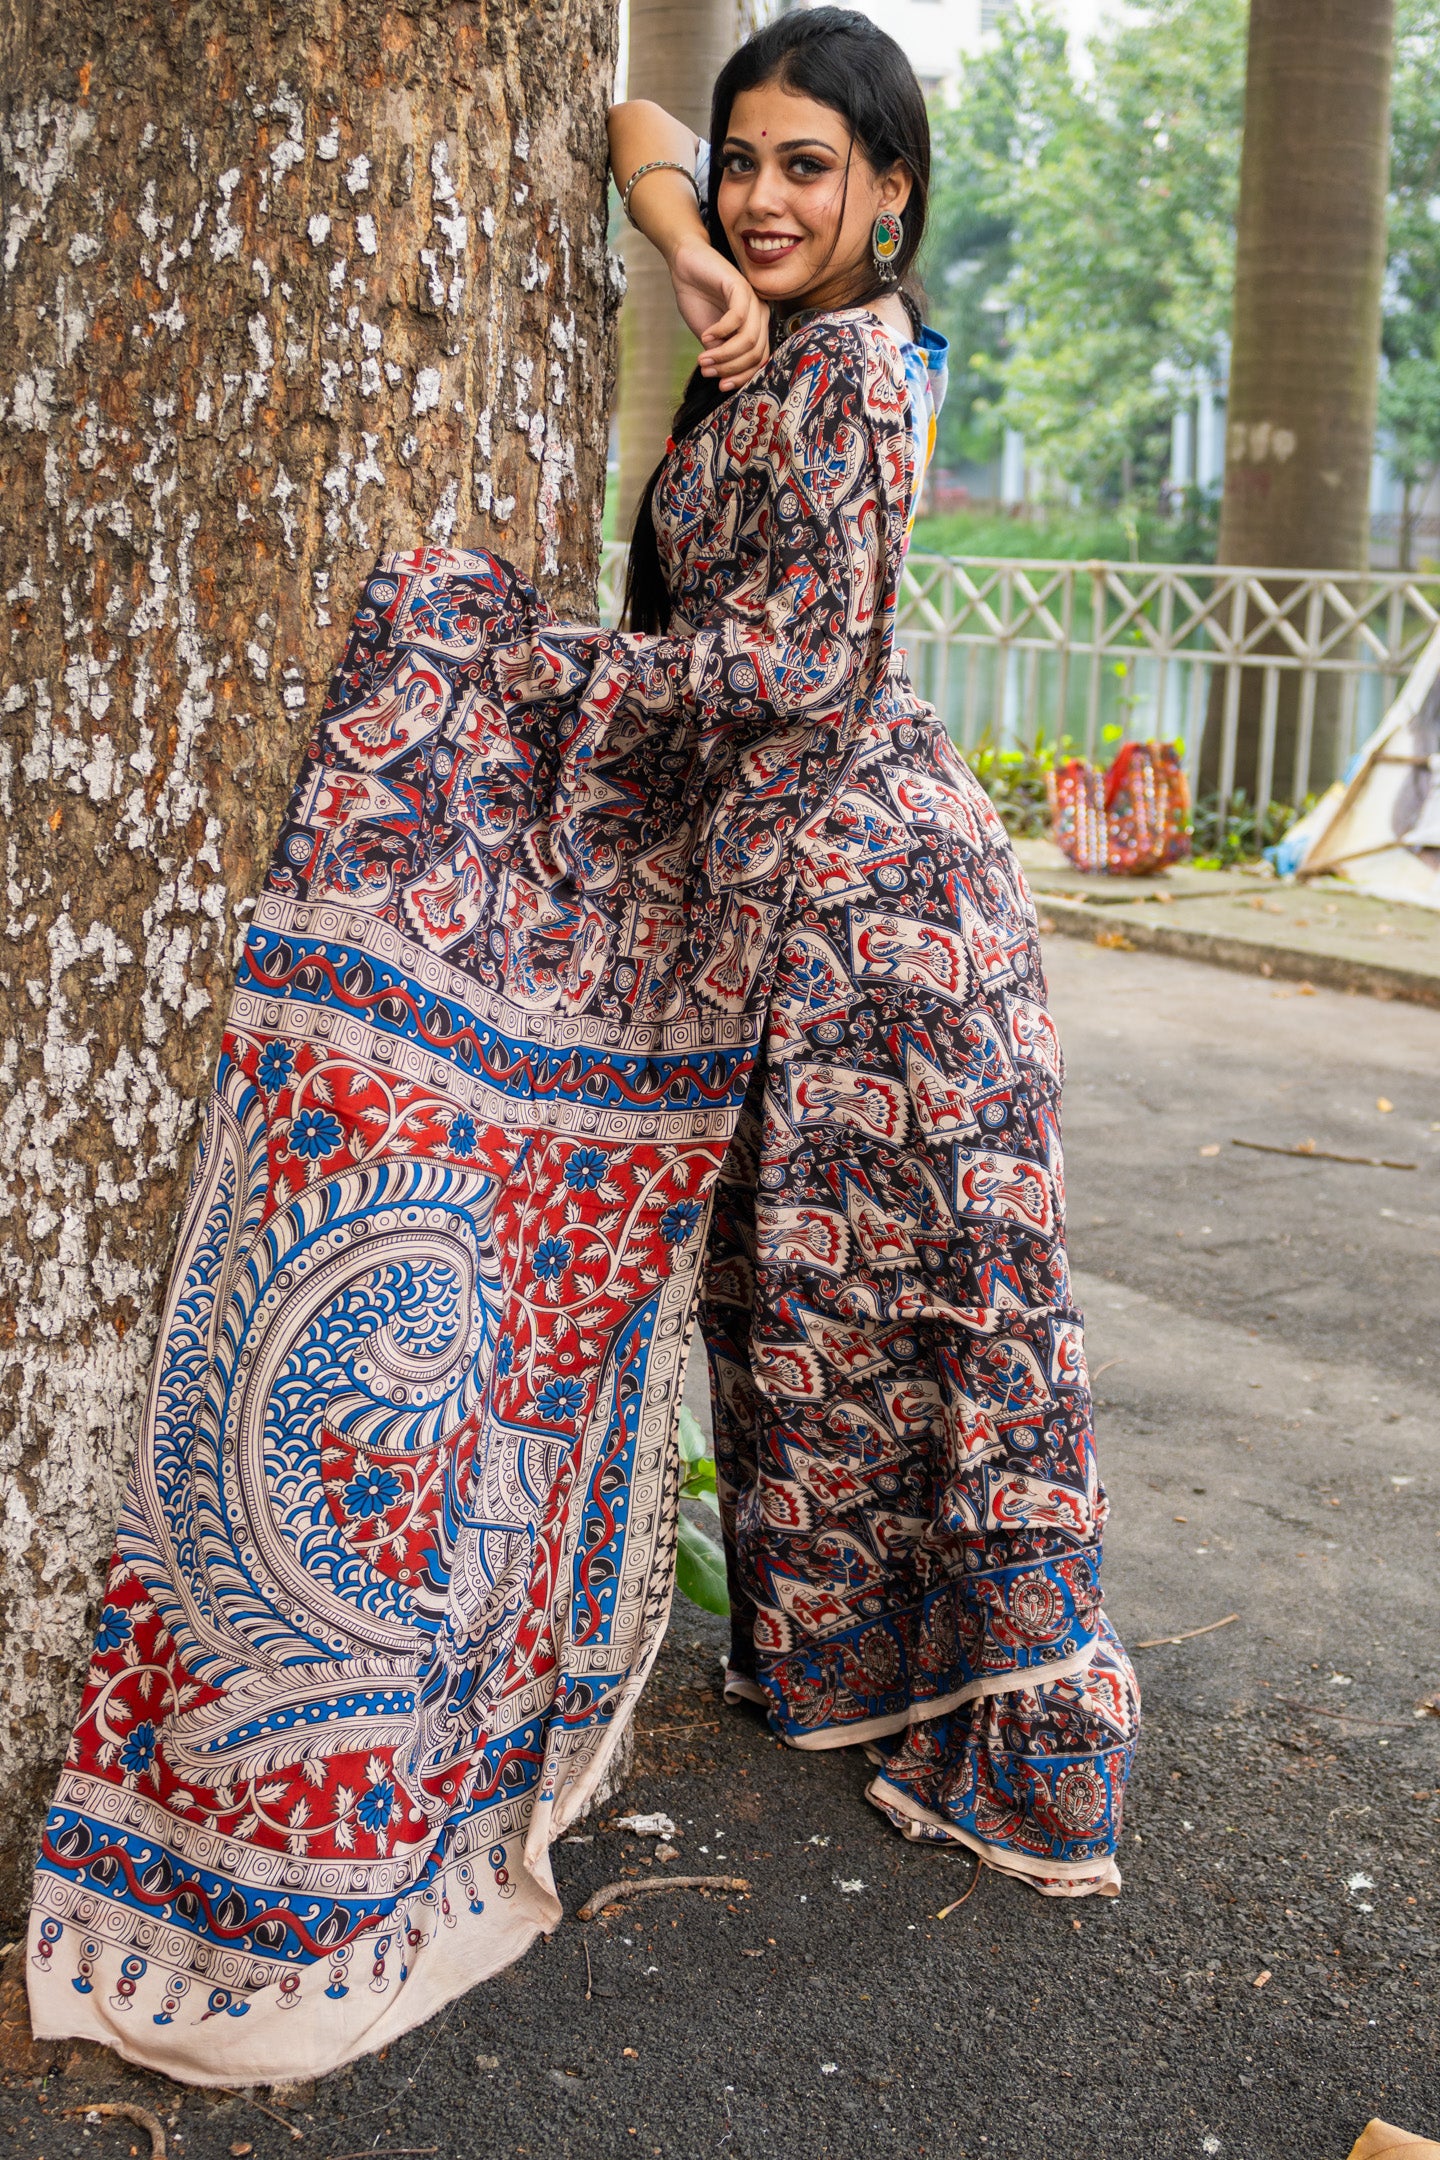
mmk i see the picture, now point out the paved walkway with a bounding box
[1013,840,1440,1009]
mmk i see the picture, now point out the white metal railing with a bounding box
[597,543,1440,822]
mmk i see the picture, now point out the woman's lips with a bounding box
[741,232,802,267]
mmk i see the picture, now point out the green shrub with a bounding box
[962,728,1084,838]
[911,501,1215,565]
[1190,789,1311,868]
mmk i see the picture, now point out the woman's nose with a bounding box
[746,163,791,220]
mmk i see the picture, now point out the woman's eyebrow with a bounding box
[721,135,837,155]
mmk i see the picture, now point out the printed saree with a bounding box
[28,312,1137,2084]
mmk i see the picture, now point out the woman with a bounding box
[27,8,1137,2087]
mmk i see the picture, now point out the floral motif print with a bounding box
[342,1466,404,1520]
[564,1148,607,1192]
[287,1108,344,1160]
[255,1040,294,1093]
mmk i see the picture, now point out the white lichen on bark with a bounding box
[0,0,620,1921]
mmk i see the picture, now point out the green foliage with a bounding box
[911,500,1213,564]
[1190,790,1311,868]
[1379,1,1440,520]
[675,1406,728,1616]
[921,13,1070,467]
[1378,341,1440,493]
[1386,0,1440,374]
[964,728,1081,838]
[675,1513,730,1615]
[922,0,1246,497]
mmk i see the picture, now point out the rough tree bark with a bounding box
[614,0,739,533]
[1207,0,1395,799]
[0,0,620,1928]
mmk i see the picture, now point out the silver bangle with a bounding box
[621,159,701,227]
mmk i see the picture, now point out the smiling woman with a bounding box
[717,96,912,302]
[28,2,1135,2092]
[610,9,932,634]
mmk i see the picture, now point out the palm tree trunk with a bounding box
[616,0,742,535]
[1205,0,1395,800]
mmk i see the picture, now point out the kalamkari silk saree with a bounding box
[28,311,1139,2083]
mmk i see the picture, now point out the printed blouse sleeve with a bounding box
[485,321,913,763]
[681,319,913,757]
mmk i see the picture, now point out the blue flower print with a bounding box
[120,1722,157,1776]
[448,1113,478,1158]
[564,1148,606,1192]
[532,1237,571,1284]
[660,1199,702,1245]
[536,1377,584,1424]
[356,1780,395,1832]
[255,1041,294,1094]
[94,1607,132,1654]
[343,1465,403,1520]
[289,1108,344,1161]
[494,1336,514,1378]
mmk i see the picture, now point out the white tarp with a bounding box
[1285,624,1440,910]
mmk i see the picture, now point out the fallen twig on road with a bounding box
[1092,1359,1127,1379]
[62,2104,166,2159]
[577,1873,748,1921]
[1231,1137,1417,1171]
[326,2149,437,2160]
[1135,1613,1239,1649]
[217,2088,304,2141]
[935,1860,983,1920]
[1274,1699,1415,1731]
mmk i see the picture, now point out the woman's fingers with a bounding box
[702,326,768,375]
[699,328,761,372]
[669,240,768,386]
[699,291,748,345]
[697,297,768,383]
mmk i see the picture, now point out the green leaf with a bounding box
[682,1453,718,1497]
[676,1406,708,1463]
[674,1513,729,1616]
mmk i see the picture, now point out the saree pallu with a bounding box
[28,315,1136,2084]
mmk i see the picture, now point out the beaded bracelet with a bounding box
[621,158,701,227]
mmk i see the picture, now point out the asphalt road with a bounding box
[5,940,1438,2160]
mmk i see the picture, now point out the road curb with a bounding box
[1032,892,1440,1010]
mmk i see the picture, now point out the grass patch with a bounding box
[911,503,1215,565]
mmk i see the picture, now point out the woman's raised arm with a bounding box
[607,97,769,391]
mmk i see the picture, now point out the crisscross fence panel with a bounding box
[597,543,1440,823]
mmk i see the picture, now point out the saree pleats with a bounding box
[699,692,1138,1891]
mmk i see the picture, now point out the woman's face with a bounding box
[716,80,911,314]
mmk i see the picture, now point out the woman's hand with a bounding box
[607,99,768,389]
[669,238,770,391]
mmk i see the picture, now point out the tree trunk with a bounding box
[615,0,740,535]
[1206,0,1395,800]
[0,0,619,1929]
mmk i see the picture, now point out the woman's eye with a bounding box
[721,153,754,176]
[789,157,827,178]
